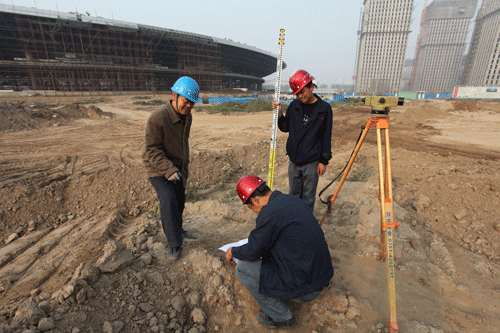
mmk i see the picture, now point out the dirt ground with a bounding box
[0,92,499,333]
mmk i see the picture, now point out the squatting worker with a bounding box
[225,175,333,329]
[272,69,333,212]
[142,76,198,261]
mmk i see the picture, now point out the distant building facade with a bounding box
[461,0,500,86]
[354,0,414,95]
[399,59,414,91]
[411,0,478,93]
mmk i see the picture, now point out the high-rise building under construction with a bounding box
[411,0,478,93]
[354,0,415,95]
[461,0,500,86]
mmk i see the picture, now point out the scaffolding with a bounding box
[0,5,276,94]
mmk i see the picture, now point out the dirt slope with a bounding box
[0,93,499,333]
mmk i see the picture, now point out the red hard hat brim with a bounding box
[291,79,312,95]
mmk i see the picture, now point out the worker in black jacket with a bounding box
[225,175,334,329]
[273,69,333,212]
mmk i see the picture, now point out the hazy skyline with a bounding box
[2,0,453,87]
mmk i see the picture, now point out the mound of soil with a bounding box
[0,102,114,133]
[0,93,499,333]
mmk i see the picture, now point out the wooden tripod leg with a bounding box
[319,114,398,331]
[376,118,398,333]
[319,119,373,226]
[376,122,387,255]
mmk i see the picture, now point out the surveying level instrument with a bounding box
[319,95,404,333]
[268,28,285,190]
[363,96,404,114]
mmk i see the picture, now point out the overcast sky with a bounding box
[3,0,465,87]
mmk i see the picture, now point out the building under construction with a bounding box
[0,4,282,94]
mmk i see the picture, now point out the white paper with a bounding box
[218,238,248,252]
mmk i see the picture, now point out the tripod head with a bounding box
[362,96,404,115]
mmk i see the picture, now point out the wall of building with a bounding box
[461,0,500,86]
[412,0,478,93]
[354,0,414,95]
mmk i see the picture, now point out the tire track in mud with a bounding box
[0,217,85,300]
[0,155,109,188]
[0,200,240,303]
[0,158,72,188]
[76,154,110,174]
[101,209,139,241]
[0,149,145,188]
[118,148,143,167]
[0,209,141,303]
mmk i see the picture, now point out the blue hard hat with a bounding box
[171,76,200,103]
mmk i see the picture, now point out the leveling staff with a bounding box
[272,69,333,212]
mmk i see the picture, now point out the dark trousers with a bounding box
[149,176,185,248]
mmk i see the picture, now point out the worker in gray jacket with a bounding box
[142,76,199,260]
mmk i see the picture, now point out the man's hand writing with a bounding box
[225,247,236,265]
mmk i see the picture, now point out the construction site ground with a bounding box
[0,92,499,333]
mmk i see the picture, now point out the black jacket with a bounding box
[278,94,332,166]
[232,191,334,299]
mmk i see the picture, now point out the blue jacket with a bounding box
[278,94,333,166]
[232,191,334,299]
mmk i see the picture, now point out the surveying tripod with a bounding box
[320,96,404,333]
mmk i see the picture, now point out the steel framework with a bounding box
[0,4,280,94]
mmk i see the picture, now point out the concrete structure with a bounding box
[0,4,283,93]
[411,0,478,93]
[461,0,500,86]
[354,0,414,95]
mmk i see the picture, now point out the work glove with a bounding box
[167,171,182,182]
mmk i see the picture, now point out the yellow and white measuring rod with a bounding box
[268,28,285,190]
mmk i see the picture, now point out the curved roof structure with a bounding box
[0,4,285,92]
